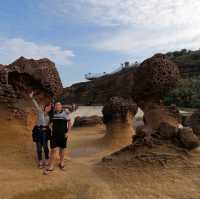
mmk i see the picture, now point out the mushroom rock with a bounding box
[0,57,63,127]
[133,54,180,129]
[129,55,200,150]
[102,97,138,148]
[7,57,63,98]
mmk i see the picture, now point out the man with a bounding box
[44,102,71,174]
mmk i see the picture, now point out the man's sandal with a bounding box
[58,163,65,171]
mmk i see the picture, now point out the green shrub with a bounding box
[164,76,200,108]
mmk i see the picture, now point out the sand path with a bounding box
[1,119,200,199]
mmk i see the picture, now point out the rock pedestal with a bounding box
[141,102,180,130]
[102,97,138,148]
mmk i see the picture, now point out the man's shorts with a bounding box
[50,135,67,149]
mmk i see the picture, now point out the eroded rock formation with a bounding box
[101,55,199,165]
[63,53,196,105]
[133,54,180,129]
[7,57,63,97]
[131,55,199,151]
[63,66,136,105]
[133,54,179,102]
[65,54,181,130]
[0,57,62,100]
[0,57,63,126]
[102,97,138,148]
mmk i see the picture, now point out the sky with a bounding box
[0,0,200,86]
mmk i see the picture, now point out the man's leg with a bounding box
[43,147,57,175]
[48,147,58,170]
[59,148,65,167]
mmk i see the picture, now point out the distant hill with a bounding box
[166,49,200,77]
[164,49,200,108]
[63,50,200,108]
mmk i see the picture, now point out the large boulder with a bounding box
[73,115,103,127]
[185,109,200,136]
[133,126,153,147]
[157,122,178,139]
[178,127,199,150]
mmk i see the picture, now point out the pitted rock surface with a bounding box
[102,97,138,124]
[133,54,180,103]
[3,57,63,98]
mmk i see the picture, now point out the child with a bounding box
[29,91,51,169]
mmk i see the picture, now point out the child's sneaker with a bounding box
[38,161,43,169]
[44,160,49,167]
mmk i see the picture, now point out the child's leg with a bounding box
[36,142,43,167]
[48,147,58,170]
[42,132,49,161]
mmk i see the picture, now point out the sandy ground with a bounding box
[1,118,200,199]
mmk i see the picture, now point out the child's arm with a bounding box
[29,91,42,112]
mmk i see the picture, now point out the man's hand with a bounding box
[66,120,72,139]
[65,129,72,141]
[65,133,70,141]
[29,91,34,98]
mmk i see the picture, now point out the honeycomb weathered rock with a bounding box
[102,97,138,148]
[133,54,180,103]
[102,97,138,124]
[0,57,63,123]
[5,57,63,98]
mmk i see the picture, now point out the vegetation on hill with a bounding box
[164,75,200,108]
[166,49,200,65]
[164,49,200,108]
